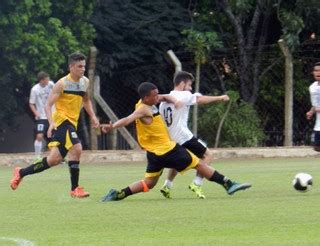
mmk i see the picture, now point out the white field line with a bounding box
[0,237,35,246]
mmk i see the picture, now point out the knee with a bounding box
[36,134,44,141]
[47,156,62,166]
[68,144,82,159]
[73,144,82,153]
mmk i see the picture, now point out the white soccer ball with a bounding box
[292,173,313,192]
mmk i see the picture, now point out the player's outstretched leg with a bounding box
[160,185,172,199]
[102,178,157,202]
[101,189,123,202]
[160,169,177,199]
[189,182,206,199]
[10,167,22,190]
[195,161,251,196]
[189,174,206,199]
[225,181,251,195]
[10,157,51,190]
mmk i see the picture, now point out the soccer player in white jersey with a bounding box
[306,62,320,152]
[159,71,230,199]
[29,71,54,158]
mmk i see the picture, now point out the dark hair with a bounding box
[137,82,157,99]
[37,71,49,81]
[173,71,194,86]
[68,52,86,65]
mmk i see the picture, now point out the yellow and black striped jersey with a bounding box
[135,100,176,155]
[52,74,89,128]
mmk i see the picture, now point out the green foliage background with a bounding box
[198,91,265,147]
[0,0,96,124]
[0,0,319,147]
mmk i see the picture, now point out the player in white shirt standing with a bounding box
[159,71,245,199]
[29,71,55,158]
[306,62,320,152]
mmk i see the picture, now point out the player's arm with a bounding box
[29,103,40,120]
[158,94,183,108]
[29,89,40,119]
[44,80,63,137]
[196,95,230,105]
[314,107,320,113]
[101,106,151,133]
[306,106,316,120]
[83,91,99,129]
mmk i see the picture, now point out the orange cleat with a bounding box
[70,186,90,198]
[10,167,22,190]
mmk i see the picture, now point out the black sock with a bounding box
[20,157,50,178]
[68,161,80,191]
[210,171,233,189]
[117,187,132,200]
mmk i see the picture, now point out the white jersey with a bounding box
[159,90,200,145]
[29,81,55,119]
[309,81,320,130]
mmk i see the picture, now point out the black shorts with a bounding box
[311,130,320,146]
[34,119,49,135]
[145,144,199,178]
[48,120,81,157]
[182,137,207,159]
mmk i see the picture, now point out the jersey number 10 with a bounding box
[163,107,173,127]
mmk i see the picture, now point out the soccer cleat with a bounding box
[101,189,121,202]
[226,182,251,195]
[160,185,172,199]
[70,186,90,198]
[10,167,22,190]
[189,182,206,199]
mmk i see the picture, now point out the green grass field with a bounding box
[1,157,320,245]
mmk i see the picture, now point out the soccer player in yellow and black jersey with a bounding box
[100,82,251,202]
[10,52,100,198]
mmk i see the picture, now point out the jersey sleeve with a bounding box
[29,87,36,104]
[184,91,202,105]
[310,84,320,107]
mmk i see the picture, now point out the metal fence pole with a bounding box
[278,39,293,146]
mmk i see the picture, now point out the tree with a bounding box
[92,0,191,118]
[0,0,96,125]
[182,29,222,135]
[198,90,265,147]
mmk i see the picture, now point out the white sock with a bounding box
[164,179,173,189]
[193,176,204,186]
[34,140,43,157]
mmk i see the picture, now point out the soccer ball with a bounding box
[292,173,313,192]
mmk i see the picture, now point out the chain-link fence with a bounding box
[96,41,320,149]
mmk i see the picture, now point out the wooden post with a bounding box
[278,39,293,146]
[93,76,139,149]
[88,46,98,150]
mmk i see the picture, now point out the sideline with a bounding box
[0,147,318,166]
[0,237,35,246]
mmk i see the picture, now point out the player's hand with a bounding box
[47,123,56,138]
[306,111,313,120]
[220,95,230,102]
[35,112,41,120]
[91,116,100,129]
[101,121,113,133]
